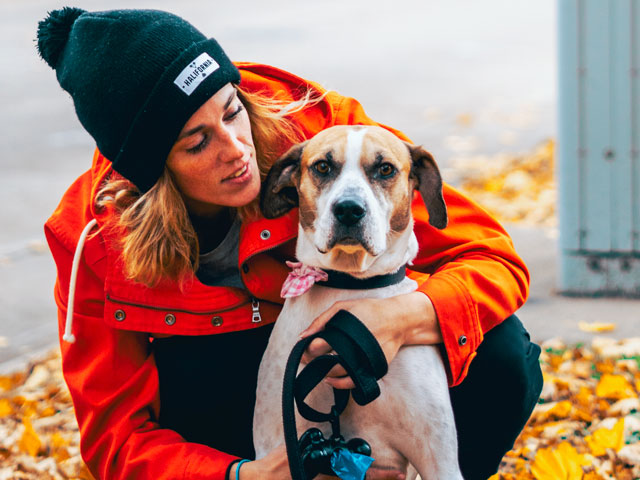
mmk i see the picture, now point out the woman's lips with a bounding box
[222,163,251,183]
[223,163,249,182]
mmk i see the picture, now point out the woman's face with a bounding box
[167,83,259,217]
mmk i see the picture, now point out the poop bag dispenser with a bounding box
[330,448,375,480]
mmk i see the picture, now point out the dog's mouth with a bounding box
[334,236,360,246]
[321,235,377,256]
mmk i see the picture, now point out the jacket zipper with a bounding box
[251,297,262,323]
[240,231,296,325]
[239,226,297,324]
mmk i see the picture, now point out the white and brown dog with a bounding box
[253,125,463,480]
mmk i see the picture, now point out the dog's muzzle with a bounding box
[327,197,376,253]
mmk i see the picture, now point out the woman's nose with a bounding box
[218,127,246,163]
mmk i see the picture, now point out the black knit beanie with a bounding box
[37,7,241,192]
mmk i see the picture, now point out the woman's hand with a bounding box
[236,445,291,480]
[299,291,442,390]
[236,446,407,479]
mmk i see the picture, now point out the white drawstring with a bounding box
[63,218,98,343]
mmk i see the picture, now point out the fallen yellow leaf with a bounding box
[585,418,625,456]
[50,431,71,462]
[484,178,505,193]
[595,360,615,375]
[41,405,56,417]
[530,441,590,480]
[582,472,607,480]
[50,431,69,449]
[0,375,12,392]
[0,398,12,417]
[578,322,616,333]
[574,386,593,407]
[541,400,573,421]
[18,418,42,457]
[596,374,636,400]
[571,407,592,423]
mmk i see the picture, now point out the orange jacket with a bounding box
[45,63,529,479]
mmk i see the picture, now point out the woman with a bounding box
[38,7,542,480]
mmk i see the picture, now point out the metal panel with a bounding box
[558,0,581,251]
[633,0,640,252]
[558,0,640,295]
[582,0,612,251]
[610,0,634,251]
[561,254,640,296]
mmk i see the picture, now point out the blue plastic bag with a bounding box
[330,448,375,480]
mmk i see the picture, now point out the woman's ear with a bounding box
[405,143,448,229]
[260,141,308,219]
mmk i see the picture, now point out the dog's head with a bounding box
[260,125,447,277]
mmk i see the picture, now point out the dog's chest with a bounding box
[268,277,418,351]
[254,278,421,449]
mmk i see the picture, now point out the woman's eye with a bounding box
[313,161,331,175]
[224,103,244,121]
[378,163,395,177]
[186,135,208,154]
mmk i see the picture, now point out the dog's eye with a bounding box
[378,163,395,177]
[313,161,331,175]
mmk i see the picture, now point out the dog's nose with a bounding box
[333,199,366,226]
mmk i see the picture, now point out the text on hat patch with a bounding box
[174,52,219,96]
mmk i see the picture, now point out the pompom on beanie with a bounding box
[37,7,241,192]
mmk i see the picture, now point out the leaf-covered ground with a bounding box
[2,336,639,479]
[492,337,640,480]
[451,139,556,228]
[0,352,92,479]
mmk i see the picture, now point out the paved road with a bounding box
[9,0,631,374]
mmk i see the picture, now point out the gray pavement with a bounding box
[1,0,636,374]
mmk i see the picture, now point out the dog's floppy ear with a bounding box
[406,143,448,229]
[260,141,308,219]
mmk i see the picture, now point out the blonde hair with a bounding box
[96,85,320,287]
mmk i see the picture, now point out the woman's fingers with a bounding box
[301,338,332,364]
[300,339,348,377]
[324,375,355,390]
[366,467,407,480]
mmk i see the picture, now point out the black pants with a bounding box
[153,314,542,479]
[450,314,543,480]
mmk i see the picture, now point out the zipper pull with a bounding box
[251,298,262,323]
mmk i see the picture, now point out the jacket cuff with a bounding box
[183,446,240,480]
[412,272,483,386]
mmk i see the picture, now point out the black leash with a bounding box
[282,310,389,479]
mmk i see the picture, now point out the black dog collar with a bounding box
[315,265,407,290]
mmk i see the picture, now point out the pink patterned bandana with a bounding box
[281,261,329,298]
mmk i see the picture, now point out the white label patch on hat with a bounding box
[174,53,220,96]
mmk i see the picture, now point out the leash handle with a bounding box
[282,310,388,480]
